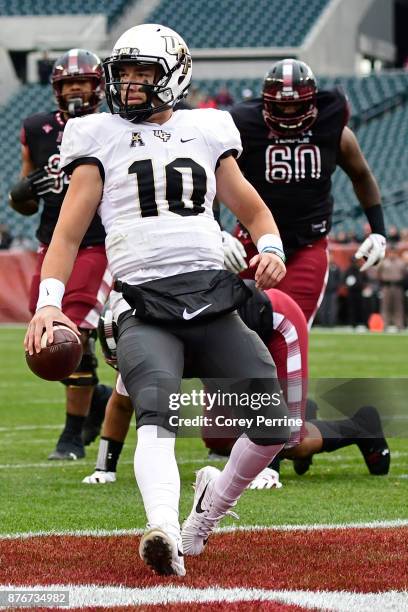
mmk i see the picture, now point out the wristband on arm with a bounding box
[257,234,286,262]
[36,278,65,311]
[364,204,386,237]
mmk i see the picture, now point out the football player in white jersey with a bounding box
[25,24,289,577]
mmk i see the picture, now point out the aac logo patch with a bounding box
[130,132,145,147]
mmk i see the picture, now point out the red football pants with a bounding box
[202,288,309,451]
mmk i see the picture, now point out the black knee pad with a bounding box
[61,329,99,387]
[247,420,291,446]
[245,405,291,446]
[248,432,291,446]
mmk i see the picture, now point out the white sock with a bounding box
[212,435,283,511]
[134,425,180,537]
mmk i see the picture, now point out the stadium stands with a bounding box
[146,0,329,48]
[0,0,127,24]
[1,72,408,239]
[332,103,408,231]
[0,84,51,239]
[321,72,408,116]
[194,72,408,116]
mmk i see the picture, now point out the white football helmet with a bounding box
[104,23,192,122]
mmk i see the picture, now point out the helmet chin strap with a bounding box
[67,97,85,116]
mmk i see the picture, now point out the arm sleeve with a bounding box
[59,118,105,182]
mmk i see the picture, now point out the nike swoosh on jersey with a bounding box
[182,304,212,320]
[180,137,196,143]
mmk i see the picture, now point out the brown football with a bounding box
[25,323,83,381]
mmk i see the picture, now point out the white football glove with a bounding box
[82,470,116,484]
[354,233,386,272]
[221,230,248,274]
[247,467,283,490]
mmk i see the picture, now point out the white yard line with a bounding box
[1,519,407,541]
[0,585,406,611]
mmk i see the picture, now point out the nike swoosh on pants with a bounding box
[182,304,212,320]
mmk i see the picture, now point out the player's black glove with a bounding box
[9,169,55,216]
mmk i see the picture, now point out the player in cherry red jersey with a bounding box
[9,49,112,460]
[226,59,386,327]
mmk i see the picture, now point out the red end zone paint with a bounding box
[67,604,307,612]
[149,604,307,612]
[1,528,407,592]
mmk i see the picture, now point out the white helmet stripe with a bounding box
[282,61,293,92]
[68,48,79,73]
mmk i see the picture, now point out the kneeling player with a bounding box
[84,283,390,485]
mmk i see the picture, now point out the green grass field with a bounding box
[0,327,407,535]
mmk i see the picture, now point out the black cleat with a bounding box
[269,455,281,473]
[353,406,390,475]
[207,449,229,461]
[81,384,112,446]
[48,433,85,460]
[293,455,313,475]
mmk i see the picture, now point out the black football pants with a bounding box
[117,310,290,445]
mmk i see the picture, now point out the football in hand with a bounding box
[25,323,83,381]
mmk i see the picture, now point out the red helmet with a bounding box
[52,48,104,117]
[262,59,318,136]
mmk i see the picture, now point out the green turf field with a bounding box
[0,327,407,535]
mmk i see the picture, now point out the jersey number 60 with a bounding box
[265,144,321,183]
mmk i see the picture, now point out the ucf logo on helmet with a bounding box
[161,36,182,55]
[161,37,191,75]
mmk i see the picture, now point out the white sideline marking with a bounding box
[0,462,96,470]
[0,585,407,610]
[0,425,62,432]
[1,519,407,541]
[0,458,209,470]
[311,326,408,336]
[1,457,408,471]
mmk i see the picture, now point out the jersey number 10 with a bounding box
[128,157,207,217]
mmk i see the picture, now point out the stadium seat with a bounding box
[0,0,128,24]
[146,0,330,48]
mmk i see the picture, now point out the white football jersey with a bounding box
[60,108,242,318]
